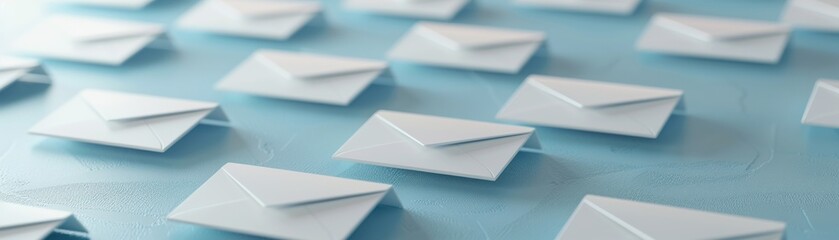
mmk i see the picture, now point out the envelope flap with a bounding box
[657,14,788,41]
[376,110,534,147]
[222,163,392,207]
[584,195,786,239]
[52,15,163,43]
[257,51,387,79]
[416,22,544,50]
[530,76,682,108]
[80,89,218,121]
[215,0,320,19]
[0,202,71,229]
[0,56,39,71]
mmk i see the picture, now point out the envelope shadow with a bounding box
[121,48,177,68]
[0,82,50,107]
[30,124,233,167]
[44,233,87,240]
[222,83,397,113]
[349,206,408,240]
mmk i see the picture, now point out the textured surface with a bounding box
[1,0,838,239]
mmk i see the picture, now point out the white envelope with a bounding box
[168,163,401,240]
[802,79,839,128]
[12,15,171,66]
[782,0,839,32]
[0,202,87,240]
[177,0,321,40]
[515,0,641,16]
[50,0,155,9]
[29,89,228,152]
[636,13,790,64]
[496,75,682,138]
[0,56,50,92]
[555,195,786,240]
[388,22,546,74]
[333,110,540,181]
[344,0,469,20]
[217,50,392,106]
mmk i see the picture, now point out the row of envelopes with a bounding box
[8,0,839,66]
[3,163,788,240]
[41,0,839,28]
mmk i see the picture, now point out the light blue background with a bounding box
[1,0,839,239]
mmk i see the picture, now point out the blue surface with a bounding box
[1,0,839,239]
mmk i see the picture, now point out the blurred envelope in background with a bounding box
[782,0,839,32]
[217,50,392,106]
[388,22,545,73]
[177,0,321,40]
[334,110,540,181]
[344,0,469,20]
[637,13,790,64]
[555,195,786,240]
[497,75,682,138]
[802,79,839,128]
[515,0,641,16]
[29,89,228,152]
[12,15,171,66]
[168,163,401,240]
[0,56,50,92]
[0,202,87,240]
[50,0,155,9]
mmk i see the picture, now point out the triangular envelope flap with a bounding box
[416,22,544,50]
[657,14,788,41]
[530,76,682,109]
[0,56,38,71]
[585,195,785,240]
[0,202,71,229]
[257,51,387,79]
[376,110,534,147]
[80,89,218,121]
[222,163,392,207]
[53,15,164,42]
[216,0,320,19]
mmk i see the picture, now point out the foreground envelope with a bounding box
[388,22,545,74]
[497,75,682,138]
[334,110,539,181]
[637,13,790,64]
[0,202,87,240]
[12,15,171,66]
[556,195,786,240]
[515,0,641,16]
[0,56,50,92]
[782,0,839,32]
[50,0,155,9]
[29,89,228,152]
[344,0,469,20]
[802,79,839,128]
[217,50,392,106]
[168,163,401,240]
[177,0,321,40]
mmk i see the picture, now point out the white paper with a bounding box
[782,0,839,32]
[177,0,321,40]
[344,0,469,20]
[334,110,539,181]
[217,50,390,106]
[168,163,400,240]
[29,89,227,152]
[497,75,682,138]
[802,79,839,128]
[388,22,545,73]
[0,202,87,240]
[556,195,786,240]
[515,0,641,15]
[636,13,790,64]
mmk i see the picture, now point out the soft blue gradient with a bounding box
[1,0,838,239]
